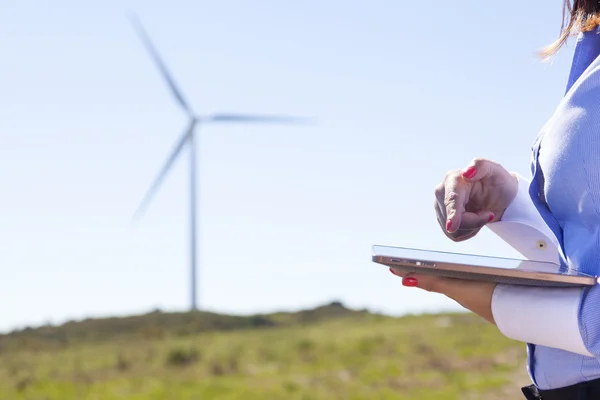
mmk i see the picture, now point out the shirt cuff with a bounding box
[492,284,592,357]
[484,172,591,356]
[486,173,559,264]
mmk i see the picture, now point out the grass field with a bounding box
[0,303,530,399]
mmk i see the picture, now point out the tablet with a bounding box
[372,245,597,287]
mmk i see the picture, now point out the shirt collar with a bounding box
[566,26,600,94]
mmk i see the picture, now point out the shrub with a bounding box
[166,347,200,367]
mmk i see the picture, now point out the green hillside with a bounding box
[0,302,529,400]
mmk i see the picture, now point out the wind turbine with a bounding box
[128,13,310,311]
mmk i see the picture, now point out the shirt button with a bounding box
[536,240,547,250]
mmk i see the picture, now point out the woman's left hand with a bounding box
[389,268,497,325]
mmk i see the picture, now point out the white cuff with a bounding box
[485,173,590,355]
[486,173,559,264]
[492,284,592,357]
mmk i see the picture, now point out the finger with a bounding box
[435,201,477,241]
[402,273,475,297]
[388,267,407,278]
[461,158,495,182]
[459,210,495,230]
[443,181,468,233]
[434,182,447,216]
[400,273,454,294]
[434,199,447,229]
[434,184,450,229]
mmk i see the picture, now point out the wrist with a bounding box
[439,279,498,325]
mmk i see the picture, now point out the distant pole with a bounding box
[190,125,198,311]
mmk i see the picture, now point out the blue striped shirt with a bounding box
[488,26,600,389]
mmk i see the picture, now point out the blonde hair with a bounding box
[540,1,600,60]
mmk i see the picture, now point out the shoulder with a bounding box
[566,56,600,107]
[545,57,600,147]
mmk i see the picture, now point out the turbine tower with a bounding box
[128,13,310,311]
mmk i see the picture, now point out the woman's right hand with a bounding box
[434,158,519,242]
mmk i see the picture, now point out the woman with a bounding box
[389,1,600,399]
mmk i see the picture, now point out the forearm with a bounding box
[445,281,497,325]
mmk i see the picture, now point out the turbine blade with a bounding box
[133,122,194,220]
[207,114,313,124]
[127,11,194,117]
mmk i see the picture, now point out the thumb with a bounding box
[459,210,496,230]
[461,158,495,182]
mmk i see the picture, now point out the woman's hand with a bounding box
[406,158,518,324]
[389,268,497,325]
[435,158,519,242]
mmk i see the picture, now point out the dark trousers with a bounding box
[522,379,600,400]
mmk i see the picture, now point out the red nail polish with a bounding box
[462,166,477,179]
[446,219,452,231]
[389,268,397,275]
[488,213,495,223]
[402,277,418,287]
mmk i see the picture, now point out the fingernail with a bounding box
[462,166,477,179]
[389,267,397,275]
[446,219,452,231]
[402,277,419,287]
[488,213,495,223]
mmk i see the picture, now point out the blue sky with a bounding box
[0,0,573,331]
